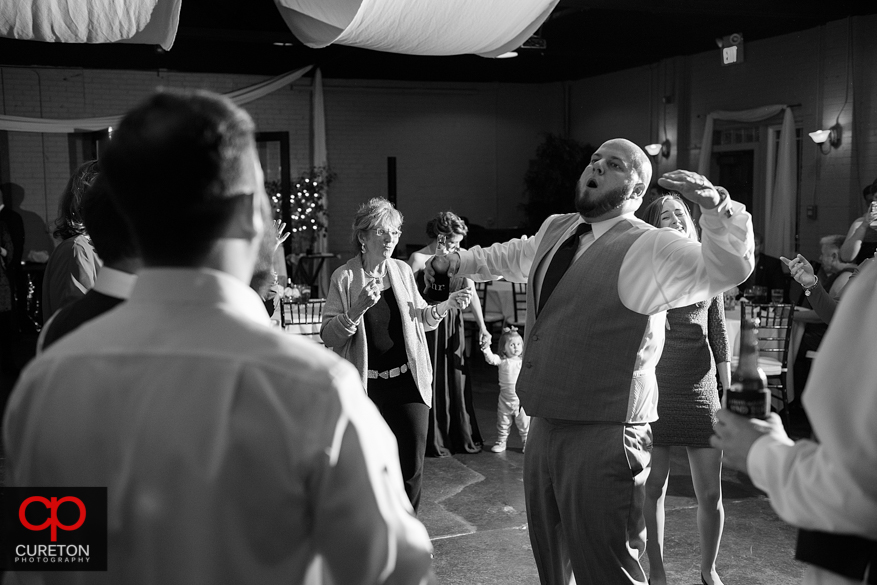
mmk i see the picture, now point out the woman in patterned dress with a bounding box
[642,193,731,585]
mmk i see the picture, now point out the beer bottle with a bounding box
[427,236,451,302]
[726,317,770,419]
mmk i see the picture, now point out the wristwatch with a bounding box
[803,275,819,296]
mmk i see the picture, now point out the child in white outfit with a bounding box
[481,326,529,453]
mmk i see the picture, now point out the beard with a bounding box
[575,184,628,220]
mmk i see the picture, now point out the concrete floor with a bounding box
[0,345,810,584]
[422,356,808,585]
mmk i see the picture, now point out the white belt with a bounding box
[368,363,409,380]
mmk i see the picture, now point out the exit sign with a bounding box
[720,33,744,66]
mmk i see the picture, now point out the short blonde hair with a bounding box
[351,197,403,250]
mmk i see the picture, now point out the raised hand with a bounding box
[273,219,290,252]
[423,252,461,288]
[657,170,724,209]
[780,254,817,288]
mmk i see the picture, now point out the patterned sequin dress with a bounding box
[651,295,729,447]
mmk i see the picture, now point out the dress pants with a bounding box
[524,417,652,585]
[368,370,429,512]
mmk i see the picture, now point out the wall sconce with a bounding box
[808,123,842,154]
[644,139,671,158]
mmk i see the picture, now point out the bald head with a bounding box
[601,138,652,191]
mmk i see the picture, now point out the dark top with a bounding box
[740,252,788,302]
[40,289,125,351]
[364,286,408,371]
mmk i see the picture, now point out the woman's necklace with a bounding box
[362,256,387,281]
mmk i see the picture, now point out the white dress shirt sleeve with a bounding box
[458,218,550,283]
[619,197,754,314]
[745,261,877,540]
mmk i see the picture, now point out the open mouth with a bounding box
[586,179,598,188]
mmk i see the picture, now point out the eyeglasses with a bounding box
[374,227,402,238]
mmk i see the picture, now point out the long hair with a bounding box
[642,191,698,241]
[53,160,99,240]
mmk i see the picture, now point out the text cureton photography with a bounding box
[1,487,107,572]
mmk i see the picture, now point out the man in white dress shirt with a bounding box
[3,89,434,585]
[712,260,877,585]
[428,138,754,584]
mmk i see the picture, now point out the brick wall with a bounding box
[1,12,874,266]
[0,69,561,271]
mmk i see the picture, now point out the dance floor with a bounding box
[422,356,809,585]
[0,353,811,584]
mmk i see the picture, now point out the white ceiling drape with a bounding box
[0,0,181,50]
[697,105,796,257]
[273,0,559,57]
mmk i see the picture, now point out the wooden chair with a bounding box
[281,298,326,343]
[732,303,795,425]
[506,282,528,331]
[463,280,505,350]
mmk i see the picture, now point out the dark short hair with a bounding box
[53,160,99,240]
[101,89,256,266]
[425,211,467,240]
[78,175,139,265]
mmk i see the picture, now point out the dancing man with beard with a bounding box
[425,138,754,584]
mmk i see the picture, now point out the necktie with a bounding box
[538,222,592,313]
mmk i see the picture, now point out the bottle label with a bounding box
[726,383,770,419]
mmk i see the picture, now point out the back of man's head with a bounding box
[79,176,139,268]
[101,89,256,266]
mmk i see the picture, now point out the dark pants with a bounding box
[368,370,429,512]
[524,418,652,585]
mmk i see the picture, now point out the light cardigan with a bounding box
[321,256,438,406]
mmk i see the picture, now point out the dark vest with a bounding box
[517,216,649,422]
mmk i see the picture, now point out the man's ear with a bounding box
[223,193,260,240]
[630,181,646,200]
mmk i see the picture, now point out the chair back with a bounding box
[740,303,794,368]
[509,282,528,327]
[738,303,795,422]
[281,298,326,341]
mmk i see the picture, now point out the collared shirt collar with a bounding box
[130,267,271,326]
[93,267,138,300]
[587,211,637,240]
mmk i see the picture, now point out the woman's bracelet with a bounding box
[430,304,447,322]
[803,275,819,296]
[340,312,359,329]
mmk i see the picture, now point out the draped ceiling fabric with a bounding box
[274,0,560,58]
[0,66,313,134]
[0,0,181,50]
[697,105,796,257]
[312,68,331,294]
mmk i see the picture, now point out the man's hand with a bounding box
[422,252,461,288]
[710,410,789,471]
[780,254,817,288]
[657,170,723,209]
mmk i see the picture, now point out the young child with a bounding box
[481,326,529,453]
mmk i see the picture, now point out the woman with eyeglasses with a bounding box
[408,211,489,456]
[321,197,471,511]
